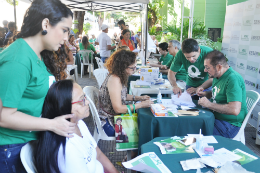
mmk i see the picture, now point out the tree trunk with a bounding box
[73,11,85,38]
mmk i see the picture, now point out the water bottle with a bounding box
[159,72,163,79]
[157,90,162,103]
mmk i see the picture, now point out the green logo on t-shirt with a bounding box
[188,65,204,79]
[212,86,218,103]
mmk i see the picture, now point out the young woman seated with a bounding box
[33,80,118,173]
[98,49,154,137]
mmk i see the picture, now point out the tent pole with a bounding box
[144,4,148,65]
[180,0,185,42]
[13,0,17,27]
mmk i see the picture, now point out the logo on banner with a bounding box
[241,35,250,41]
[233,22,242,27]
[247,65,258,73]
[245,4,254,11]
[254,20,260,25]
[239,49,247,55]
[245,79,256,87]
[228,60,236,68]
[221,46,229,51]
[251,35,260,40]
[243,20,252,26]
[231,35,239,40]
[237,63,245,70]
[229,47,238,54]
[249,51,260,56]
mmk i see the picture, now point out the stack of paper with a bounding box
[122,152,171,173]
[180,158,206,171]
[171,91,196,107]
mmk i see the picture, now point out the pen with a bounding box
[202,154,212,156]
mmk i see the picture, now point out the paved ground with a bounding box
[77,74,260,172]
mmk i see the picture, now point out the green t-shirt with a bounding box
[211,67,247,127]
[89,38,96,44]
[170,45,213,87]
[166,55,187,82]
[79,43,96,60]
[0,38,53,145]
[159,52,172,65]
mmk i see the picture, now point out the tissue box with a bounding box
[151,104,167,116]
[204,146,214,154]
[140,67,159,84]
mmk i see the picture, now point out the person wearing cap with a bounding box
[95,24,116,63]
[134,31,141,48]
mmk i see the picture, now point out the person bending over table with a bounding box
[159,40,187,89]
[34,80,118,173]
[0,0,75,172]
[98,49,153,137]
[118,29,135,51]
[168,38,213,99]
[197,50,247,138]
[150,42,172,68]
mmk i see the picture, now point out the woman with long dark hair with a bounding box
[0,0,76,172]
[34,80,118,173]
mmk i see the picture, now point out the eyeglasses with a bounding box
[128,66,137,70]
[204,66,211,71]
[72,95,87,106]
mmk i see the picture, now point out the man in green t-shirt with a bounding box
[197,50,247,138]
[159,40,187,89]
[150,42,172,67]
[169,38,213,99]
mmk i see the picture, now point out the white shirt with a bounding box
[58,120,104,173]
[96,32,112,57]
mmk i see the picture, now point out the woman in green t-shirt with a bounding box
[0,0,76,172]
[79,36,99,70]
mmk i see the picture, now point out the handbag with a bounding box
[114,105,139,151]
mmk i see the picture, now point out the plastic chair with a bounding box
[95,57,105,69]
[83,86,115,143]
[93,69,109,89]
[78,50,94,78]
[233,90,260,144]
[20,143,36,173]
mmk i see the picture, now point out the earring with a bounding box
[42,30,47,35]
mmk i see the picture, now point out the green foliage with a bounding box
[164,19,206,41]
[5,0,18,6]
[72,28,79,34]
[148,26,157,35]
[73,20,79,24]
[148,0,165,27]
[195,35,219,50]
[83,22,92,34]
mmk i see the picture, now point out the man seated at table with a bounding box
[197,50,247,138]
[150,42,172,68]
[169,38,213,99]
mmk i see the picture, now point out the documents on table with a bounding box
[154,137,195,154]
[187,134,218,144]
[171,91,196,107]
[122,152,171,173]
[180,158,206,171]
[232,149,258,165]
[151,104,178,117]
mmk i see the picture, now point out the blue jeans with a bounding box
[213,119,240,138]
[0,143,27,173]
[100,56,108,63]
[186,85,212,100]
[103,118,115,137]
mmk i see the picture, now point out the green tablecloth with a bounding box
[127,74,168,93]
[137,102,215,150]
[141,136,260,172]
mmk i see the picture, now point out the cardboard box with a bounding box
[140,67,159,84]
[151,104,167,116]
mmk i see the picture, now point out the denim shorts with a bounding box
[100,57,108,63]
[213,119,240,138]
[0,143,27,173]
[103,118,115,137]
